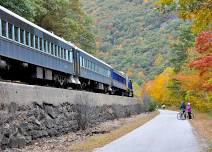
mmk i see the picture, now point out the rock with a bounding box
[47,129,58,137]
[1,135,9,150]
[1,135,9,145]
[9,135,26,148]
[29,130,48,139]
[24,136,32,144]
[43,104,57,119]
[42,118,55,129]
[8,102,17,115]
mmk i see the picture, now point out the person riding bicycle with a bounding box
[186,102,192,119]
[180,101,186,114]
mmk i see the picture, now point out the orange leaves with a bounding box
[174,74,202,91]
[195,30,212,53]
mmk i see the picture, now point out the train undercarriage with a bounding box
[0,56,132,97]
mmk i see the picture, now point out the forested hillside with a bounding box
[0,0,96,54]
[141,0,212,112]
[81,0,186,85]
[81,0,212,111]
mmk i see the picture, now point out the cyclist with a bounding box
[180,101,186,115]
[186,102,192,119]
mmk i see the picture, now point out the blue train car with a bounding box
[0,6,77,86]
[111,70,127,95]
[77,47,112,92]
[0,5,133,96]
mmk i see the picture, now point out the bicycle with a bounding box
[177,111,186,120]
[177,111,194,120]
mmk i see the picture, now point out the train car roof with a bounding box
[0,5,112,69]
[76,47,112,68]
[0,6,75,48]
[112,69,126,78]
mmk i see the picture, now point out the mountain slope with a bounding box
[81,0,186,85]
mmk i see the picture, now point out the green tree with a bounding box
[0,0,96,54]
[169,24,195,72]
[0,0,40,21]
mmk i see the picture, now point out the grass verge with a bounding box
[69,111,159,152]
[190,112,212,152]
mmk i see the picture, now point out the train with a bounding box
[0,5,133,97]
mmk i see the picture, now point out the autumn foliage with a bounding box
[195,31,212,53]
[142,1,212,112]
[190,31,212,74]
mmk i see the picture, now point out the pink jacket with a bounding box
[186,105,192,112]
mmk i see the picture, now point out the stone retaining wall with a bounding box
[0,82,144,150]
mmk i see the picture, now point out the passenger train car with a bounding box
[0,6,133,97]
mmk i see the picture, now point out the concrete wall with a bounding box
[0,81,140,106]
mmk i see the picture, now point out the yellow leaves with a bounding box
[191,9,212,34]
[133,82,142,97]
[157,0,212,34]
[155,0,173,6]
[143,67,175,104]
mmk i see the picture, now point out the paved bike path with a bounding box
[94,110,200,152]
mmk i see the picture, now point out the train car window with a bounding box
[96,66,99,73]
[88,60,90,69]
[82,57,84,67]
[51,43,54,55]
[61,48,64,59]
[108,70,110,77]
[93,64,96,71]
[55,45,57,56]
[80,56,82,66]
[1,20,6,37]
[91,62,94,70]
[48,42,51,54]
[30,33,34,48]
[64,49,68,60]
[58,46,61,58]
[63,48,66,59]
[44,40,47,52]
[90,61,92,70]
[8,23,12,39]
[91,61,93,70]
[14,26,19,41]
[69,50,73,62]
[20,29,24,44]
[84,59,87,68]
[39,38,42,51]
[60,48,63,58]
[25,32,29,46]
[68,50,70,62]
[35,36,38,49]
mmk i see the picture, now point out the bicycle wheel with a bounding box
[182,113,187,120]
[177,113,181,120]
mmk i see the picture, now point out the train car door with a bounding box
[73,49,80,76]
